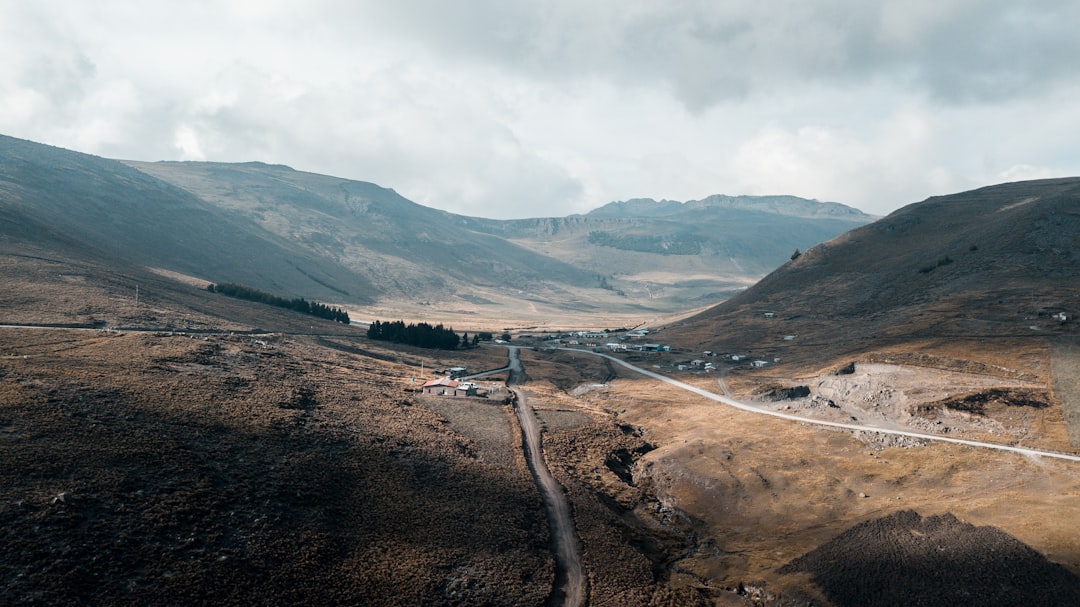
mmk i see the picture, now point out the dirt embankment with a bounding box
[780,510,1080,607]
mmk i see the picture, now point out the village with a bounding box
[418,318,793,399]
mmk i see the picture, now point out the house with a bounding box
[454,382,479,397]
[447,366,467,378]
[751,360,770,368]
[763,312,776,318]
[422,377,477,397]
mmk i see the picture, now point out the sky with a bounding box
[2,1,1079,219]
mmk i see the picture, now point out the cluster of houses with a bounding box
[675,358,718,372]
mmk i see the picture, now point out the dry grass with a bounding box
[5,248,1080,604]
[531,349,1080,601]
[0,329,554,605]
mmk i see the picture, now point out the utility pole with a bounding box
[135,285,139,309]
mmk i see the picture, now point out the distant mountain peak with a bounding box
[587,194,871,220]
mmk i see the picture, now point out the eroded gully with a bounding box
[506,346,587,607]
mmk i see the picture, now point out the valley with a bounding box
[3,135,1080,605]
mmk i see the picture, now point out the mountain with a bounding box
[587,194,868,220]
[453,196,874,307]
[122,159,600,309]
[1,134,873,319]
[664,177,1080,367]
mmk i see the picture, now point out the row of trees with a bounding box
[207,282,351,324]
[367,320,461,349]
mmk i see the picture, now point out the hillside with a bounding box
[659,178,1080,453]
[1,134,873,320]
[122,159,602,307]
[0,136,377,305]
[127,160,873,315]
[666,177,1080,358]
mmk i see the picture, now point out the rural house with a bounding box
[422,377,478,397]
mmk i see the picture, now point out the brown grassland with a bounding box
[3,251,1080,605]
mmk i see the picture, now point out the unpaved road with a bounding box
[506,347,586,607]
[565,348,1080,463]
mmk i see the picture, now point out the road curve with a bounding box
[506,347,587,607]
[560,348,1080,464]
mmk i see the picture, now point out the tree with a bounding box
[790,248,801,260]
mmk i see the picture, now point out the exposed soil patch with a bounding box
[779,509,1080,607]
[915,388,1050,416]
[1052,337,1080,447]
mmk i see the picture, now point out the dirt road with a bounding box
[567,348,1080,463]
[506,347,586,607]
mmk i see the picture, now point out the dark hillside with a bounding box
[0,135,375,303]
[665,178,1080,364]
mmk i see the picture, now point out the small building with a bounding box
[422,377,478,397]
[447,366,467,378]
[423,377,459,395]
[751,360,770,368]
[454,381,479,397]
[763,312,776,318]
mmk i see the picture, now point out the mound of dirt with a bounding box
[779,509,1080,607]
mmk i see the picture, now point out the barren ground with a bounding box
[4,253,1080,605]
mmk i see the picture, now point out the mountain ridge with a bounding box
[2,133,873,317]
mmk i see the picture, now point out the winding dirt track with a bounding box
[506,347,586,607]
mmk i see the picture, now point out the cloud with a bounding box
[2,1,1079,219]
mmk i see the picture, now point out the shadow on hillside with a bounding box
[0,371,551,605]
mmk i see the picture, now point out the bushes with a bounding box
[918,255,954,274]
[367,320,460,349]
[207,282,350,324]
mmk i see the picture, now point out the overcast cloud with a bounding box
[2,1,1078,218]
